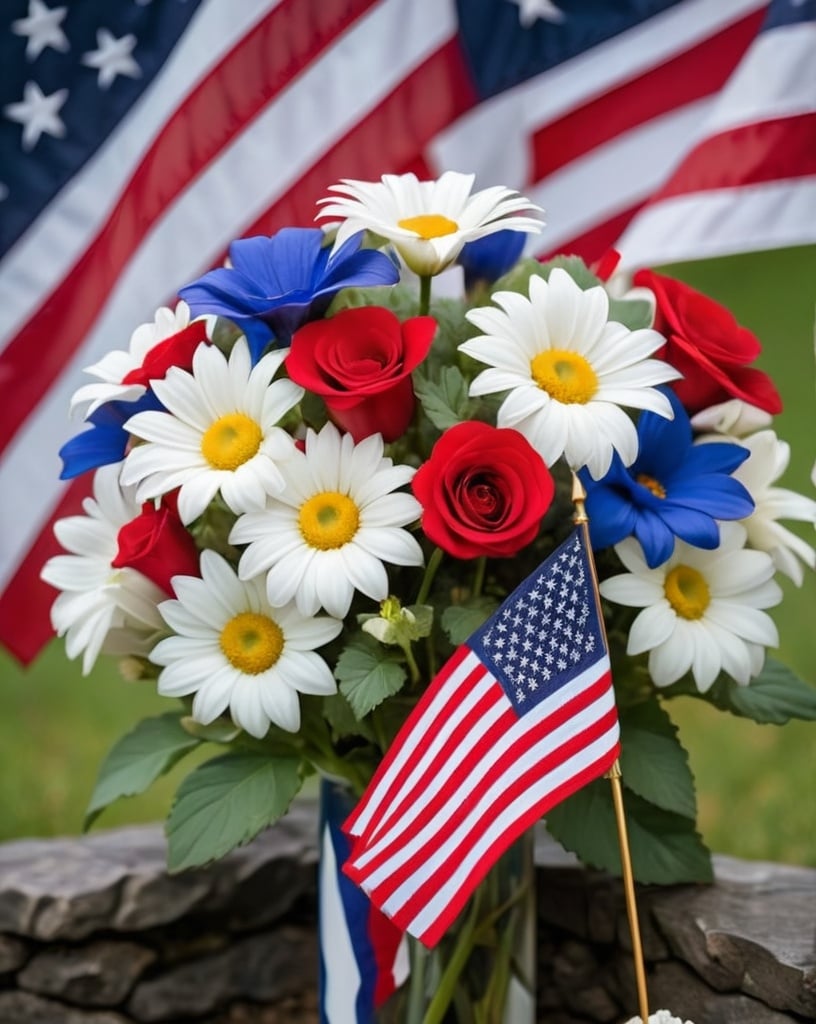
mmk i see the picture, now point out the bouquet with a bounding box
[43,170,816,890]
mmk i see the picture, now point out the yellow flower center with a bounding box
[299,491,360,550]
[201,413,262,471]
[636,473,667,499]
[220,612,284,674]
[530,349,598,404]
[664,565,710,620]
[397,214,459,239]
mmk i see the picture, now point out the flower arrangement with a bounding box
[43,170,816,893]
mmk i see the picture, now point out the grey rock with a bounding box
[0,932,30,972]
[19,939,156,1005]
[127,927,316,1022]
[0,990,129,1024]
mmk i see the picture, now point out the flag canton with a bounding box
[1,0,204,258]
[762,0,816,31]
[469,528,606,715]
[454,0,684,102]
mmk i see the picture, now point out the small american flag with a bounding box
[343,526,620,948]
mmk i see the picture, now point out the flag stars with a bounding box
[4,81,68,151]
[82,29,141,89]
[12,0,69,60]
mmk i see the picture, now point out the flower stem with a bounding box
[405,938,429,1024]
[416,546,444,605]
[419,275,432,316]
[472,556,487,598]
[420,887,484,1024]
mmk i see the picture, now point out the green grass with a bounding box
[2,246,815,863]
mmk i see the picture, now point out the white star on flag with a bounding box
[11,0,69,60]
[507,0,566,27]
[4,80,68,151]
[82,29,141,90]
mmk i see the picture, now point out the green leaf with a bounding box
[619,700,697,819]
[322,691,376,742]
[441,597,499,645]
[165,752,302,871]
[546,780,713,885]
[607,297,654,331]
[413,365,471,430]
[84,714,201,829]
[335,634,408,719]
[664,657,816,724]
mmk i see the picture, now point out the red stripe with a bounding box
[540,200,646,266]
[239,38,477,237]
[354,669,614,895]
[0,476,91,665]
[0,0,380,457]
[650,112,816,200]
[530,8,764,186]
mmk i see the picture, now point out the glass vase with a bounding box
[318,777,536,1024]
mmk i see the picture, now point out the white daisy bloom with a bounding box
[461,268,680,478]
[721,429,816,585]
[317,171,543,277]
[600,524,782,692]
[121,337,303,525]
[624,1012,695,1024]
[691,398,773,438]
[40,463,166,674]
[231,422,423,619]
[70,301,213,419]
[150,550,342,737]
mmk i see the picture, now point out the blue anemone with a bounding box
[179,227,399,362]
[458,229,526,290]
[59,392,163,480]
[581,388,755,567]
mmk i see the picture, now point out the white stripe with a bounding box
[615,177,816,270]
[403,722,621,939]
[524,101,712,255]
[702,21,816,135]
[0,0,458,591]
[352,655,610,872]
[0,0,279,347]
[354,660,613,885]
[428,0,765,188]
[346,647,483,839]
[319,822,363,1024]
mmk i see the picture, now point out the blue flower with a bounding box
[179,227,399,362]
[582,388,755,567]
[458,229,526,290]
[59,392,162,480]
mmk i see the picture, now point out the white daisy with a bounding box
[70,301,213,419]
[690,398,773,438]
[317,171,543,277]
[120,337,303,525]
[600,524,782,692]
[723,429,816,585]
[150,550,342,737]
[231,422,423,619]
[40,463,166,674]
[460,268,680,478]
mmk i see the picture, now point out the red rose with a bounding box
[287,306,436,442]
[634,269,782,415]
[112,494,200,594]
[412,421,555,559]
[121,320,209,387]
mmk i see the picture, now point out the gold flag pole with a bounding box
[571,473,650,1024]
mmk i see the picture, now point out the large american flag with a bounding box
[343,526,620,948]
[1,0,814,664]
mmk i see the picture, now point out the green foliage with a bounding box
[441,598,499,646]
[545,778,713,884]
[84,713,201,829]
[165,751,302,871]
[413,366,473,430]
[619,699,697,820]
[663,658,816,724]
[335,633,409,719]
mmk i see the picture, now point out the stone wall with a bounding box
[0,802,813,1024]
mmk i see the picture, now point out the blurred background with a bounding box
[4,244,814,861]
